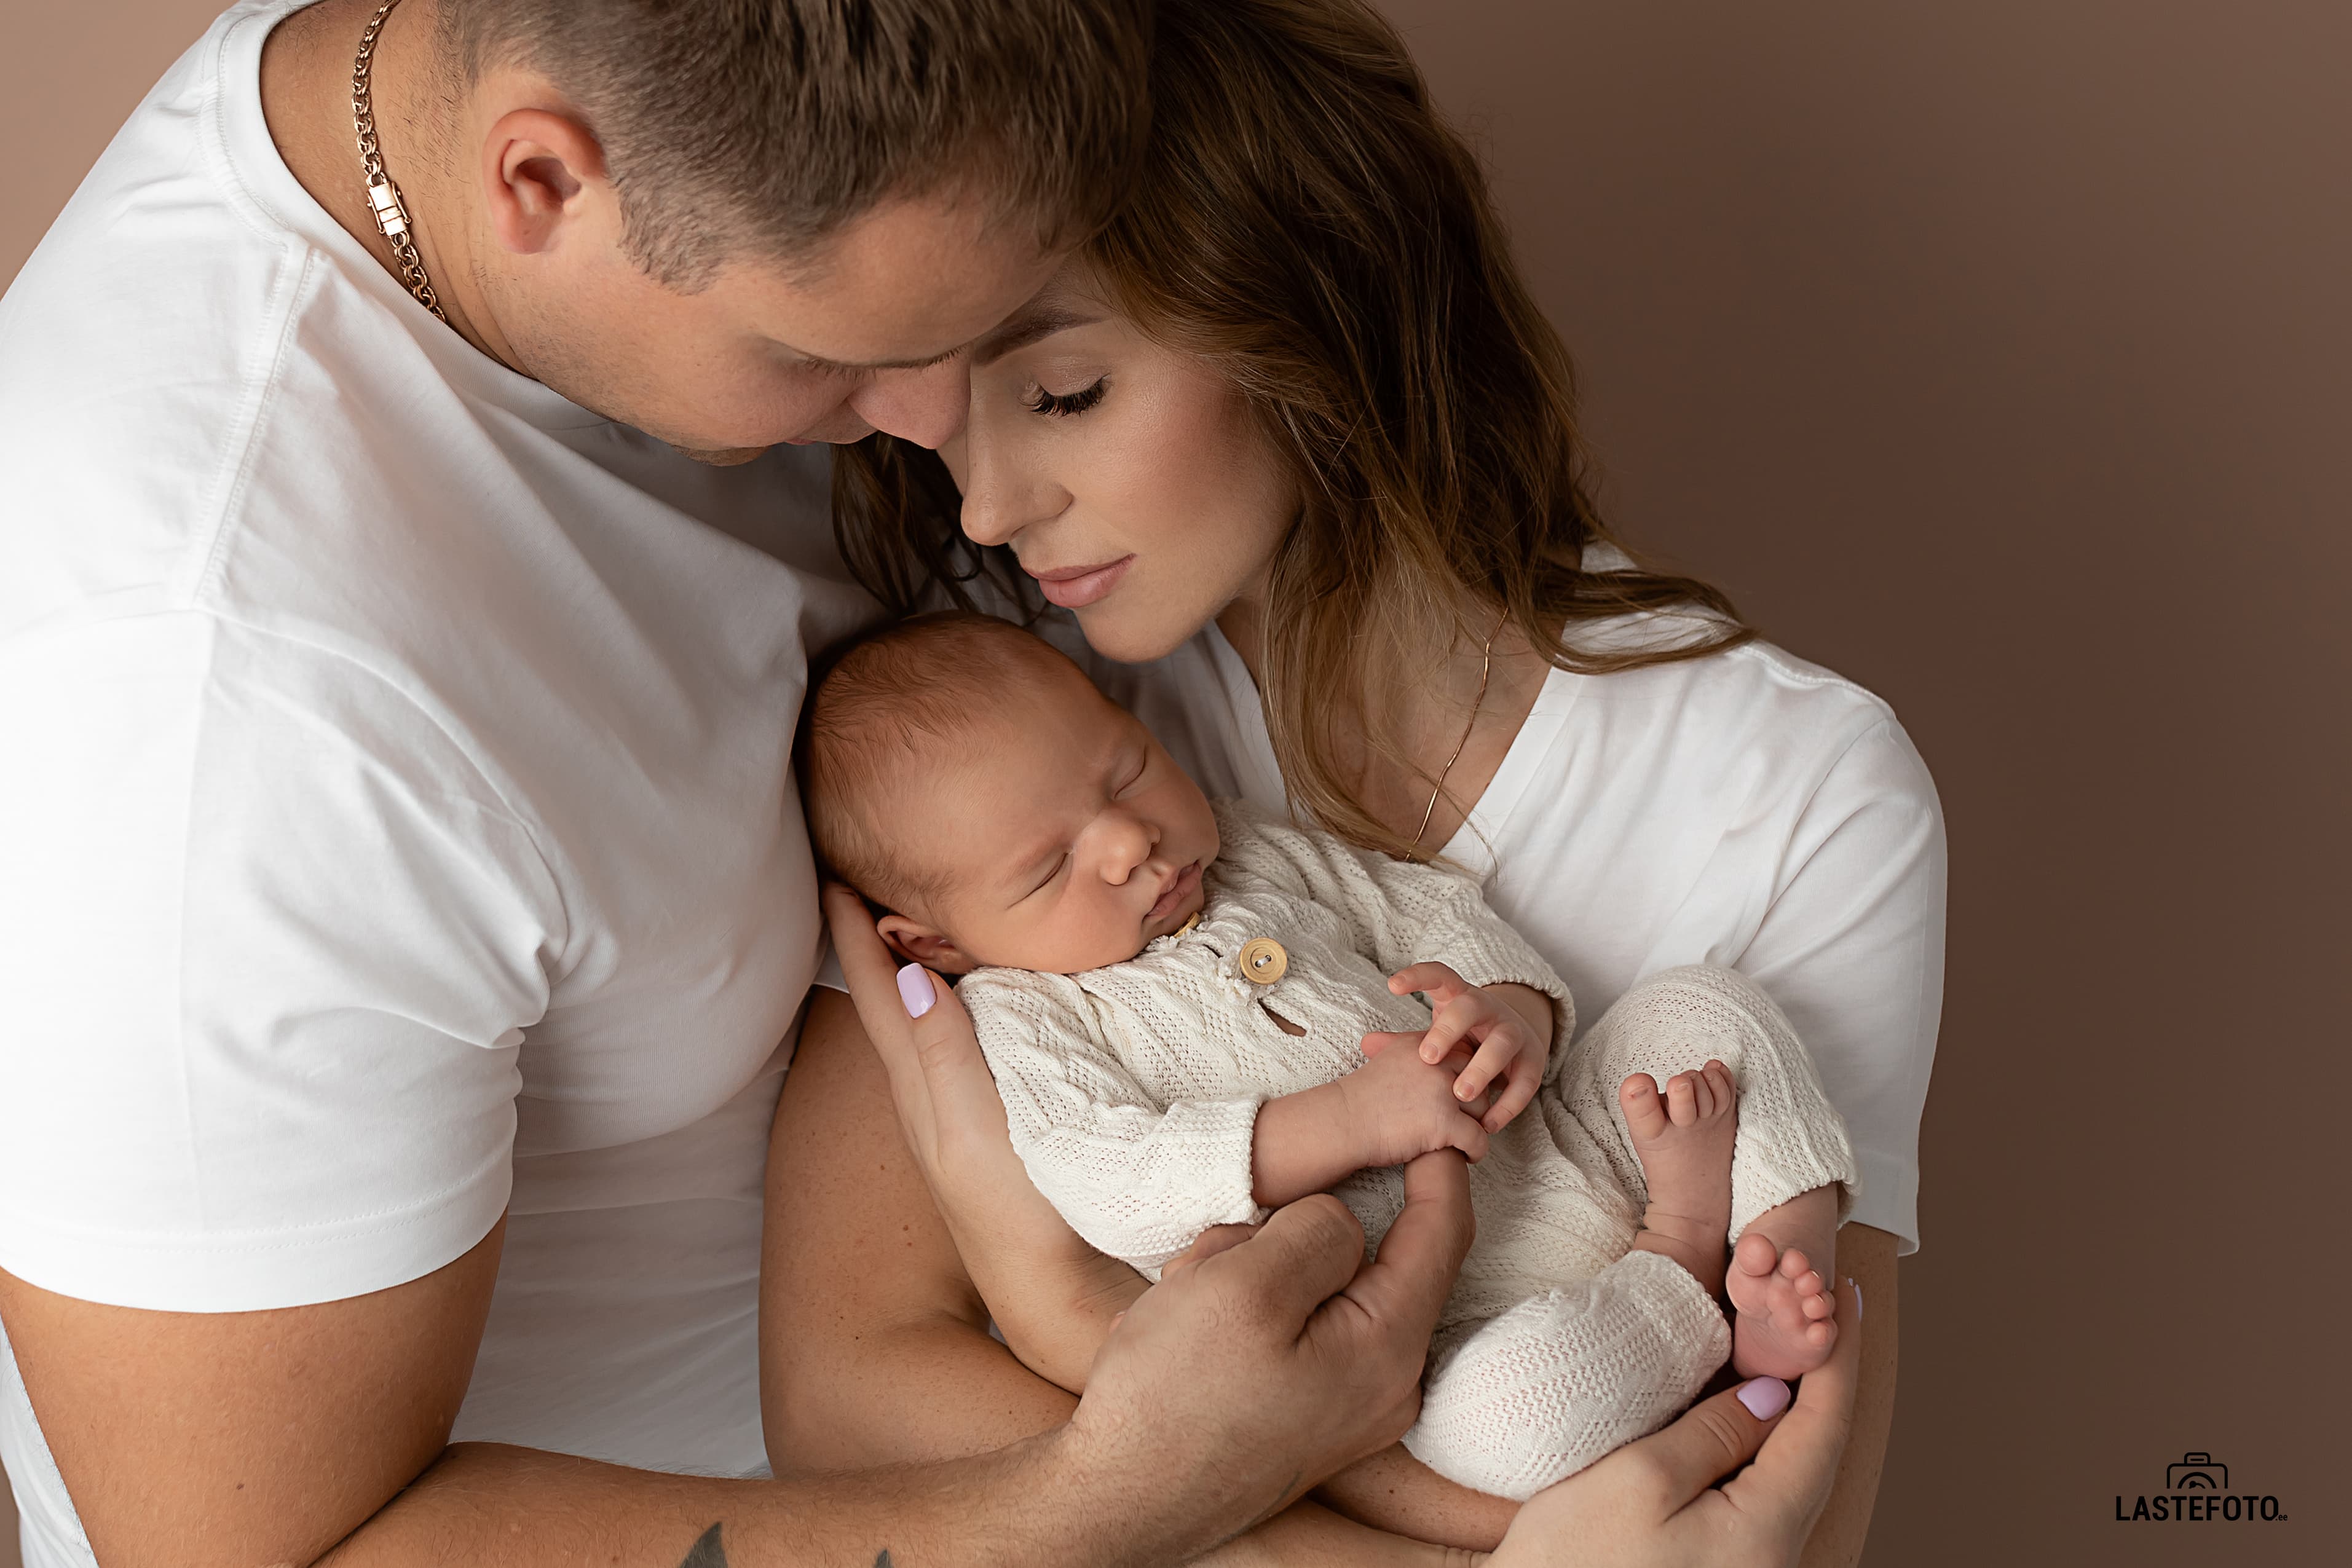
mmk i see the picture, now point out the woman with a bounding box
[768,0,1938,1560]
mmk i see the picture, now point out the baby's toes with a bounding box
[1619,1074,1670,1140]
[1730,1232,1778,1298]
[1702,1061,1736,1121]
[1664,1071,1699,1126]
[1800,1288,1837,1322]
[1777,1246,1815,1283]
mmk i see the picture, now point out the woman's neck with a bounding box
[1217,586,1550,853]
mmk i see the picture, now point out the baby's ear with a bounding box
[875,915,979,975]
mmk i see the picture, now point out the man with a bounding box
[0,4,1849,1565]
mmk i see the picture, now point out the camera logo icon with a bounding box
[2166,1453,2228,1491]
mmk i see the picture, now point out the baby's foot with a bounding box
[1727,1231,1839,1379]
[1619,1061,1737,1296]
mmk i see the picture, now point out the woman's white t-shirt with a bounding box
[1071,617,1946,1254]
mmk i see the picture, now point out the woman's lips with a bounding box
[1147,861,1202,926]
[1027,554,1135,609]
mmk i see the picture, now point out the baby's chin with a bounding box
[973,922,1164,978]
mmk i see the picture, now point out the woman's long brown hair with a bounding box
[834,0,1754,861]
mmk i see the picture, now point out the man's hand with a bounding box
[1073,1152,1480,1537]
[1382,964,1553,1133]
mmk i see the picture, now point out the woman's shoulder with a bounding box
[1570,623,1909,760]
[1483,628,1939,854]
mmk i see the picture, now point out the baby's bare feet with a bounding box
[1727,1230,1839,1379]
[1619,1060,1737,1296]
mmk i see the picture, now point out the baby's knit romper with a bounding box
[961,800,1858,1500]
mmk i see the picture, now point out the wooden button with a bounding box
[1238,937,1288,985]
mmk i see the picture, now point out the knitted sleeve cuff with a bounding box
[1019,1095,1269,1275]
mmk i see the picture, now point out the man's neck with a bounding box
[258,0,518,369]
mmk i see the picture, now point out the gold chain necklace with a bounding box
[1411,615,1504,857]
[352,0,449,323]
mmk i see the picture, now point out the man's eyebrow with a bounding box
[974,305,1102,367]
[791,341,971,374]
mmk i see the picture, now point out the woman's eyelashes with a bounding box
[1023,376,1108,418]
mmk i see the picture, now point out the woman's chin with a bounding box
[1073,602,1200,665]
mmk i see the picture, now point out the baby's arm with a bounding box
[1251,1039,1495,1207]
[967,972,1268,1272]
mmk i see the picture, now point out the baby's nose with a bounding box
[1100,814,1159,882]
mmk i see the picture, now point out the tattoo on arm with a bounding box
[675,1520,894,1566]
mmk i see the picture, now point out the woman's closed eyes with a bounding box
[1024,376,1109,417]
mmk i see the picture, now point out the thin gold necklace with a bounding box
[352,0,449,323]
[1411,614,1506,856]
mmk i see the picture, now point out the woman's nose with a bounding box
[958,436,1065,549]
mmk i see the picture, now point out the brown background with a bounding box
[3,2,2344,1564]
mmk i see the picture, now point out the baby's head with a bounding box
[802,613,1220,976]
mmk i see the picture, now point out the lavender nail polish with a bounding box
[1736,1376,1791,1420]
[896,963,936,1018]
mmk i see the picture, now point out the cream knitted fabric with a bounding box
[961,801,1858,1499]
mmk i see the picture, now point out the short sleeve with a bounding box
[1739,719,1946,1254]
[0,613,561,1310]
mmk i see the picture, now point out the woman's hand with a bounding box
[1488,1278,1861,1567]
[821,883,1144,1387]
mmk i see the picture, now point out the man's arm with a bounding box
[5,1055,1475,1568]
[2,1227,1118,1568]
[761,991,1472,1566]
[1798,1224,1899,1567]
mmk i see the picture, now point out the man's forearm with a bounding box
[326,1431,1172,1568]
[774,1307,1454,1568]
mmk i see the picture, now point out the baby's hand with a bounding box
[1382,963,1553,1134]
[1338,1033,1495,1167]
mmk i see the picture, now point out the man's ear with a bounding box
[875,914,979,975]
[479,106,609,257]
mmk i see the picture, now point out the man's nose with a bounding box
[850,358,969,450]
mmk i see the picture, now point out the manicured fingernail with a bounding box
[1852,1278,1863,1322]
[896,963,936,1018]
[1736,1376,1791,1420]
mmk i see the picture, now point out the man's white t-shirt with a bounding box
[1078,616,1946,1254]
[0,4,875,1561]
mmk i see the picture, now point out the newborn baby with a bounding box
[802,612,1857,1500]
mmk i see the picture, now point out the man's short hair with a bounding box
[438,0,1154,286]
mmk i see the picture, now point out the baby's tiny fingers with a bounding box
[1389,961,1470,1004]
[1483,1061,1542,1133]
[1453,1033,1520,1104]
[1417,1008,1476,1064]
[1360,1030,1423,1060]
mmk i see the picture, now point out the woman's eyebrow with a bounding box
[974,305,1102,366]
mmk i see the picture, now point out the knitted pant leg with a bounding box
[1403,1248,1730,1500]
[1546,964,1860,1243]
